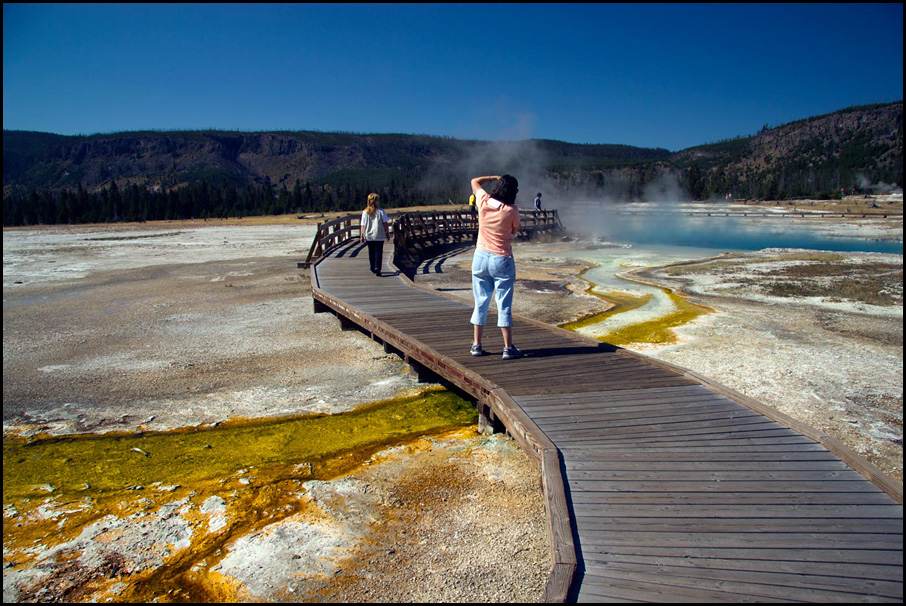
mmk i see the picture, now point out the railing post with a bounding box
[313,298,329,314]
[298,221,324,268]
[477,399,504,435]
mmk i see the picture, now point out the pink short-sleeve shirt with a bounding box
[476,188,520,258]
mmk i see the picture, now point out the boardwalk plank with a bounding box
[518,397,739,416]
[575,530,899,550]
[582,553,904,580]
[560,450,843,462]
[566,468,871,482]
[572,504,903,519]
[568,479,881,493]
[567,463,861,476]
[567,491,896,506]
[517,384,723,402]
[578,568,902,602]
[572,516,902,534]
[539,409,765,432]
[588,567,903,601]
[575,573,794,603]
[561,443,825,454]
[578,546,903,566]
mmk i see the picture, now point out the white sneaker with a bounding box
[502,346,523,360]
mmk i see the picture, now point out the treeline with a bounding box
[2,178,434,227]
[685,148,902,202]
[681,159,892,202]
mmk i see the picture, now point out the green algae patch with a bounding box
[3,389,480,603]
[3,388,477,502]
[593,286,711,347]
[559,288,652,331]
[558,266,713,347]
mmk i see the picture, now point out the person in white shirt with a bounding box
[360,193,390,275]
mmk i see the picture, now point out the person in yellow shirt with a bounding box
[468,193,478,242]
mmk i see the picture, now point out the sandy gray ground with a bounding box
[3,210,903,602]
[3,221,549,602]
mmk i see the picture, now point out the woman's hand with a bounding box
[471,175,501,194]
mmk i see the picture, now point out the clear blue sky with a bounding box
[3,3,903,151]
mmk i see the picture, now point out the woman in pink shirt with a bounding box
[469,174,522,360]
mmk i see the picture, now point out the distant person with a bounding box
[468,193,478,243]
[360,193,390,276]
[534,192,542,212]
[469,174,522,360]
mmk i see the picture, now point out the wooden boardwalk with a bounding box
[307,222,903,602]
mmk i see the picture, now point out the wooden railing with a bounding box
[299,208,562,268]
[298,215,360,269]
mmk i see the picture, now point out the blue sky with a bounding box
[3,3,903,151]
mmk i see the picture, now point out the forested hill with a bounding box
[3,101,902,226]
[673,102,902,200]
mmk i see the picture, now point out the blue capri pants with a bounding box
[470,248,515,327]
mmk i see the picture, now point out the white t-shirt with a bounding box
[361,208,390,241]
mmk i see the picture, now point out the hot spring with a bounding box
[552,204,902,343]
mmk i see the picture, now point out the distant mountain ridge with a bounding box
[2,130,673,193]
[2,101,902,226]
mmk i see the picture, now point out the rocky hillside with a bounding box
[2,102,902,225]
[673,102,902,199]
[2,130,669,196]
